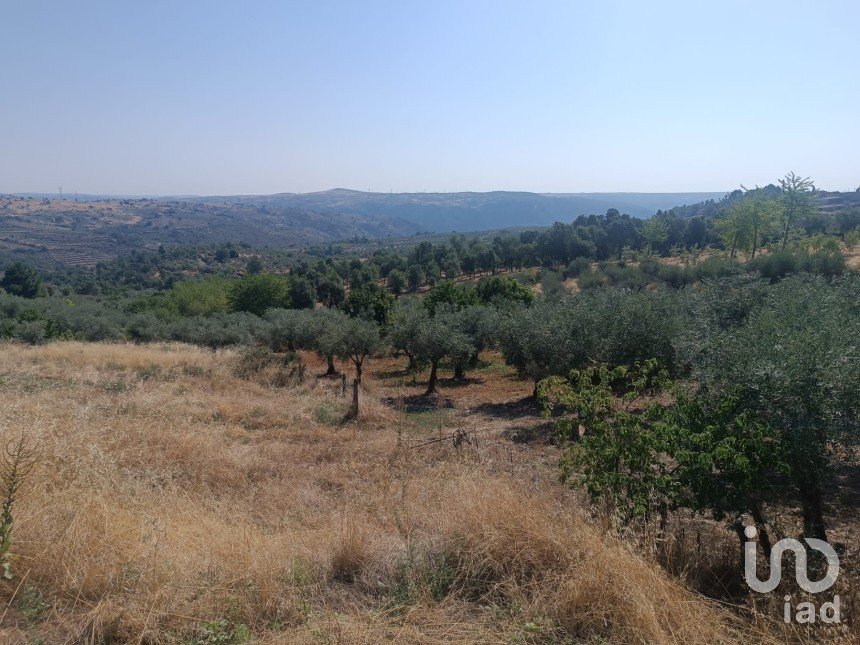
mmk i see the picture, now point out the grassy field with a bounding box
[0,342,846,643]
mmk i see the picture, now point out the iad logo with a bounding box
[744,526,841,624]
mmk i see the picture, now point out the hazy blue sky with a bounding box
[2,1,858,195]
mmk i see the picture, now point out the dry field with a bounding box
[0,342,844,643]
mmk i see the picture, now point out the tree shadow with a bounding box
[373,367,415,380]
[471,395,541,421]
[382,392,456,413]
[500,421,558,445]
[439,375,486,388]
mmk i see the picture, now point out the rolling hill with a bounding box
[196,189,728,232]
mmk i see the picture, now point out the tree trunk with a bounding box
[751,223,759,259]
[354,359,363,384]
[800,480,828,541]
[730,232,738,259]
[749,500,773,558]
[781,220,790,250]
[426,360,439,394]
[326,355,336,375]
[343,378,359,422]
[454,364,464,380]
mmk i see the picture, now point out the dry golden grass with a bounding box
[0,341,825,643]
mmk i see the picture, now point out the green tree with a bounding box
[165,277,230,316]
[778,172,816,250]
[386,298,426,371]
[310,308,350,375]
[228,273,291,316]
[662,389,787,555]
[716,189,778,259]
[539,361,677,527]
[423,280,478,314]
[333,317,381,420]
[316,272,345,307]
[407,265,425,291]
[289,276,317,309]
[444,305,499,379]
[475,275,534,306]
[341,284,393,324]
[387,269,407,298]
[246,256,264,274]
[1,263,42,298]
[412,314,474,394]
[639,217,670,253]
[263,308,315,352]
[692,275,860,540]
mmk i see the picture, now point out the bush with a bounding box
[228,273,291,316]
[1,262,42,298]
[476,275,534,306]
[576,269,606,290]
[563,257,591,278]
[164,277,231,316]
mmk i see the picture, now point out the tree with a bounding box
[662,389,787,555]
[165,277,231,316]
[475,275,534,306]
[407,265,425,291]
[716,189,779,259]
[1,263,42,298]
[387,269,407,297]
[440,252,461,278]
[412,314,474,394]
[386,298,427,371]
[778,172,816,250]
[229,274,291,316]
[333,317,381,420]
[540,360,788,549]
[306,307,350,375]
[423,280,478,314]
[639,217,670,254]
[246,256,264,275]
[341,284,393,324]
[445,305,500,379]
[289,276,317,309]
[539,361,677,527]
[263,308,315,352]
[316,272,345,307]
[691,275,860,540]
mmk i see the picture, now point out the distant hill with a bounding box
[0,189,730,267]
[194,189,728,232]
[0,195,418,267]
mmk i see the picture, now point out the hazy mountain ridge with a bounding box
[0,196,419,267]
[192,189,728,232]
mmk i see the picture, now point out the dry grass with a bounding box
[0,341,832,643]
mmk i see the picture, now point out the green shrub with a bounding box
[228,273,291,316]
[164,277,231,316]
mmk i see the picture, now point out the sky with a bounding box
[1,0,858,195]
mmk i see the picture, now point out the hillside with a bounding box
[198,189,728,232]
[0,196,419,267]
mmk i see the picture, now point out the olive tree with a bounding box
[692,275,860,540]
[308,307,350,375]
[412,314,473,395]
[333,317,381,420]
[386,298,426,371]
[263,308,315,352]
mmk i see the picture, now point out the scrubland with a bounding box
[0,342,849,643]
